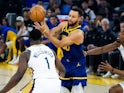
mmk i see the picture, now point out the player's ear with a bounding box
[78,16,82,23]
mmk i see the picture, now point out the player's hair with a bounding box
[120,16,124,23]
[29,29,42,41]
[71,7,83,17]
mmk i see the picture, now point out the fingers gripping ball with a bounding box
[30,5,46,22]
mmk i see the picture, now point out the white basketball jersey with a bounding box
[27,44,59,79]
[118,45,124,61]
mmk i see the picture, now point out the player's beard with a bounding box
[68,21,78,27]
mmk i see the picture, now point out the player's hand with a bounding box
[34,21,50,37]
[83,50,87,57]
[34,22,45,32]
[98,60,113,72]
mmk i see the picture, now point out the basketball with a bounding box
[30,5,46,22]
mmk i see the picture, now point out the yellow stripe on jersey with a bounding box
[59,76,87,80]
[57,47,63,60]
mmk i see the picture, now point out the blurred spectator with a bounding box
[46,8,54,18]
[100,18,117,77]
[1,17,9,26]
[81,16,90,32]
[97,0,113,20]
[81,0,96,21]
[100,18,116,46]
[16,16,30,48]
[0,25,17,63]
[9,16,30,64]
[121,11,124,17]
[47,1,61,15]
[110,12,120,36]
[95,12,105,31]
[84,20,103,73]
[61,0,72,15]
[46,14,60,29]
[88,0,98,14]
[103,11,124,78]
[42,14,60,52]
[0,0,25,19]
[22,8,33,28]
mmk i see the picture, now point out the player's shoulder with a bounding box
[72,28,84,35]
[19,49,31,61]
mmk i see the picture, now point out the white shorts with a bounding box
[119,81,124,93]
[32,78,61,93]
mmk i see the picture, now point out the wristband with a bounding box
[43,29,46,34]
[111,68,114,73]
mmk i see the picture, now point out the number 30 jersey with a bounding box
[27,44,58,79]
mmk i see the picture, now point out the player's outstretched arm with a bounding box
[86,41,120,56]
[34,21,83,48]
[0,51,29,93]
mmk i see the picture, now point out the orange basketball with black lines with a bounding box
[30,5,46,22]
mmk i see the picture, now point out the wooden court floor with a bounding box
[0,62,123,93]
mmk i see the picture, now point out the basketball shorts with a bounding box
[31,78,61,93]
[61,59,87,87]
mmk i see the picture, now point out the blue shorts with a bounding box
[61,58,87,87]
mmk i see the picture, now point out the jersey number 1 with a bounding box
[45,57,50,69]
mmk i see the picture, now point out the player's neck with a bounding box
[68,24,80,29]
[30,40,41,45]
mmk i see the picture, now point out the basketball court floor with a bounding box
[0,62,123,93]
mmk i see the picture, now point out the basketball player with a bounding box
[84,21,124,93]
[34,7,86,93]
[0,29,65,93]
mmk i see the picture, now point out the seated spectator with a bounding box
[81,0,96,21]
[22,8,33,28]
[84,20,103,74]
[1,17,9,26]
[0,24,17,63]
[10,16,30,64]
[98,18,118,76]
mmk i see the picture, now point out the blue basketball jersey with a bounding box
[58,24,87,87]
[58,24,85,62]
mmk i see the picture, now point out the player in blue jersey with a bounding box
[34,7,86,93]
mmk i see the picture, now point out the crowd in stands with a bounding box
[0,0,124,79]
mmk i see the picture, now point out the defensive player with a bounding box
[0,29,65,93]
